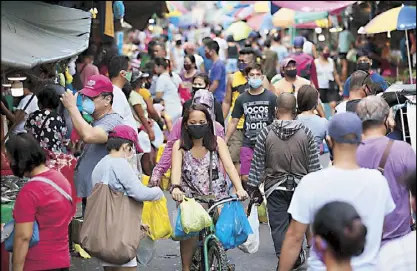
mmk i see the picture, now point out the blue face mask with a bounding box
[248,78,263,89]
[82,97,95,115]
[238,62,247,72]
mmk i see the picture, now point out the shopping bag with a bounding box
[238,204,260,254]
[258,202,268,223]
[142,196,172,240]
[171,208,199,241]
[4,220,39,252]
[80,183,143,265]
[215,200,253,250]
[137,235,156,266]
[180,198,212,234]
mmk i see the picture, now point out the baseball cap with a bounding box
[328,112,363,144]
[280,58,296,72]
[293,36,305,48]
[131,70,150,83]
[80,74,113,98]
[108,125,142,153]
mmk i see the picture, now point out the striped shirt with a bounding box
[247,120,321,197]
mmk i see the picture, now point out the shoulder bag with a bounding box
[377,139,394,174]
[79,182,144,265]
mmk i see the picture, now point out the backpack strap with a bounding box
[378,139,394,174]
[29,176,72,203]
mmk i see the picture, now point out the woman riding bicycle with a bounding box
[170,104,248,271]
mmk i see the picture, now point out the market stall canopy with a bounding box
[272,8,329,28]
[358,5,416,34]
[1,1,91,69]
[271,1,356,14]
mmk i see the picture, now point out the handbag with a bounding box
[2,176,73,252]
[79,183,144,265]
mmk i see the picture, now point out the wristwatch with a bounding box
[170,184,183,194]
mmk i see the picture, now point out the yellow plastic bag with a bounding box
[142,196,173,240]
[180,198,212,234]
[156,144,166,163]
[142,175,150,186]
[257,202,268,223]
[160,173,171,191]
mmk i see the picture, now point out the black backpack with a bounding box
[72,64,87,91]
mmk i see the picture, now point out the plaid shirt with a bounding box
[247,120,321,195]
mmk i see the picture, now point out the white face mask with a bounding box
[68,61,76,76]
[125,147,135,160]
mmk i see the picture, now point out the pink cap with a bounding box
[80,74,113,98]
[108,125,142,153]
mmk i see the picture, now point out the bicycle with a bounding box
[189,195,239,271]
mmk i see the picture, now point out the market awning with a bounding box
[1,1,91,69]
[271,1,356,13]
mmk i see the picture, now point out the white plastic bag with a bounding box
[238,204,260,254]
[137,235,156,266]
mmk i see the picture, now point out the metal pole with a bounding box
[405,29,413,83]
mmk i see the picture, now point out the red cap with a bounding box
[108,125,142,153]
[80,74,113,98]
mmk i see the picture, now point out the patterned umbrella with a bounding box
[359,5,416,82]
[272,7,328,28]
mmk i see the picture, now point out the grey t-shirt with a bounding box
[231,89,277,147]
[92,155,163,202]
[74,113,123,198]
[297,114,328,150]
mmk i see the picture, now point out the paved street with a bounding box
[70,154,329,270]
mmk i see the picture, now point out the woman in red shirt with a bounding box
[5,133,73,271]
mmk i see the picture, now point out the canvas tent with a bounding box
[1,1,91,69]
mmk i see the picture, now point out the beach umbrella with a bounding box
[166,1,188,14]
[271,1,356,13]
[272,7,328,28]
[247,13,273,32]
[359,5,416,82]
[226,21,252,41]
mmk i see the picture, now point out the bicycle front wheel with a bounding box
[191,238,229,271]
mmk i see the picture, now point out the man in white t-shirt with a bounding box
[278,112,396,271]
[377,169,416,271]
[214,31,228,62]
[108,56,147,152]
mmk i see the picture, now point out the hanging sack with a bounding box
[142,196,172,240]
[215,199,253,250]
[80,183,143,265]
[3,176,72,252]
[238,204,260,254]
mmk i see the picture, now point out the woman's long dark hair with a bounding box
[154,57,172,77]
[180,104,217,152]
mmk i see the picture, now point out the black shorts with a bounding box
[319,88,341,103]
[339,52,347,59]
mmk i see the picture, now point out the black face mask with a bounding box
[188,124,209,139]
[10,163,24,178]
[192,86,206,93]
[285,69,297,78]
[144,82,151,89]
[357,62,370,71]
